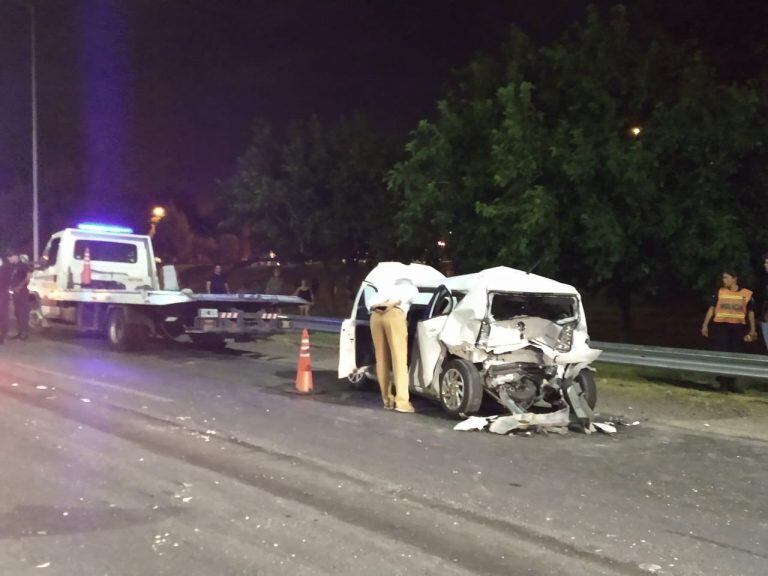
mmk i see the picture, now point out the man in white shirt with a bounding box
[368,278,419,413]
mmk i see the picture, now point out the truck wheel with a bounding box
[190,334,228,351]
[28,304,49,334]
[439,358,483,418]
[575,369,598,409]
[107,308,147,351]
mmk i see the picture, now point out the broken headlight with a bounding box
[555,321,577,352]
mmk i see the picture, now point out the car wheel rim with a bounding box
[442,368,465,410]
[348,371,365,384]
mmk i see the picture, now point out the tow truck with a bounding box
[27,223,305,351]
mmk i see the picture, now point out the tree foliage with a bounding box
[220,114,400,263]
[388,5,768,305]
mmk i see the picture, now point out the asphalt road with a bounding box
[0,331,765,576]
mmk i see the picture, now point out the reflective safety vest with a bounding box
[713,288,753,324]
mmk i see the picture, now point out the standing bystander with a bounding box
[265,267,284,295]
[0,250,12,344]
[8,251,31,341]
[700,270,757,392]
[293,278,314,316]
[206,264,230,294]
[368,278,419,413]
[759,253,768,352]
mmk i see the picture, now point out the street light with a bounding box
[629,125,642,138]
[10,1,40,259]
[148,205,166,237]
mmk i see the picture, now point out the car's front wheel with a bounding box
[574,369,597,409]
[439,358,483,417]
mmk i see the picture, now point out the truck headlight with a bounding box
[556,321,577,352]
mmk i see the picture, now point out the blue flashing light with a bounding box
[77,222,134,234]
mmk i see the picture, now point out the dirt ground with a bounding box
[266,331,768,442]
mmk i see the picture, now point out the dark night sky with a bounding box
[0,0,765,239]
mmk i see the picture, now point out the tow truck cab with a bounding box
[37,227,158,292]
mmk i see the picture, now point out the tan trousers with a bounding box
[370,308,410,409]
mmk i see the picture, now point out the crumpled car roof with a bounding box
[445,266,579,296]
[363,262,446,288]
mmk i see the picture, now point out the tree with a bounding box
[388,5,768,339]
[221,114,401,263]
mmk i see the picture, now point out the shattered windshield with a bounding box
[489,292,577,323]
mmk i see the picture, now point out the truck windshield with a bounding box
[490,293,577,323]
[74,240,138,264]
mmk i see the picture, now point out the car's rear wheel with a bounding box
[439,358,483,417]
[347,369,373,390]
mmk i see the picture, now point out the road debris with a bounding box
[593,422,617,434]
[639,563,663,573]
[35,562,51,568]
[80,398,91,403]
[35,385,48,390]
[453,416,489,431]
[454,409,630,436]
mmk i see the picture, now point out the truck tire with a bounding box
[107,308,147,351]
[439,358,484,418]
[575,369,598,409]
[190,333,228,351]
[28,298,49,335]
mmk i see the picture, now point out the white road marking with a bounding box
[4,362,174,403]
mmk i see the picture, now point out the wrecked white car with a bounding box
[338,263,601,424]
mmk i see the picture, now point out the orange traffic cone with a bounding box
[81,247,92,286]
[295,328,314,394]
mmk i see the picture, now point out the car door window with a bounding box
[425,285,453,319]
[355,284,377,321]
[42,238,60,269]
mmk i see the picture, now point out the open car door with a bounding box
[338,282,377,378]
[416,285,454,391]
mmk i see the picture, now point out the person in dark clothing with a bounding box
[8,252,31,340]
[701,270,757,392]
[293,278,314,316]
[760,253,768,352]
[206,264,230,294]
[0,250,12,344]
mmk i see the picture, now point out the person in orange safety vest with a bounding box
[700,270,757,392]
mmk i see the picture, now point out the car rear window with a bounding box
[490,293,576,322]
[74,240,138,264]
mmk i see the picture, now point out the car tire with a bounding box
[347,369,373,390]
[439,358,484,417]
[575,369,598,409]
[107,308,147,351]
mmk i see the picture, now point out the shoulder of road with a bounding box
[269,331,768,443]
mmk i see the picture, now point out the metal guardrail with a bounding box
[592,341,768,380]
[288,316,768,380]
